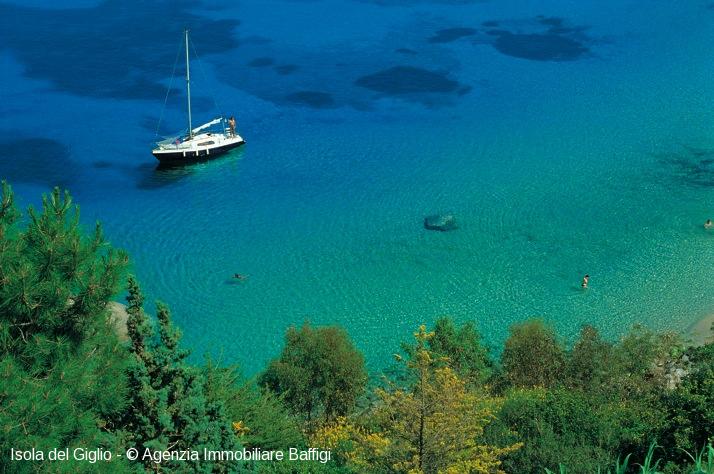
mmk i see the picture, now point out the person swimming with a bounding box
[581,274,590,289]
[705,219,713,230]
[233,273,248,281]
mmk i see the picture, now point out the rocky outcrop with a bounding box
[108,301,129,342]
[67,297,129,342]
[652,353,692,390]
[424,213,458,231]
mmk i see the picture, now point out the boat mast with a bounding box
[185,29,193,139]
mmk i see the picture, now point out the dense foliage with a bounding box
[259,322,367,424]
[119,278,239,472]
[0,183,132,473]
[1,183,712,473]
[401,317,493,386]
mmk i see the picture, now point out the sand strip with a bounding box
[686,314,714,347]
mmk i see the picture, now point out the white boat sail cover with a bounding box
[192,117,223,135]
[156,117,224,146]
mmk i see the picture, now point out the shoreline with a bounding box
[686,313,714,347]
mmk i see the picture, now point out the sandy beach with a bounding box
[686,314,714,346]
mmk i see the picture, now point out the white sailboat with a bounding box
[152,29,244,164]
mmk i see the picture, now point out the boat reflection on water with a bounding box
[141,147,245,189]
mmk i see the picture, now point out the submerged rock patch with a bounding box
[0,2,239,100]
[424,214,458,232]
[285,91,335,108]
[274,64,299,75]
[491,31,589,61]
[0,137,78,188]
[395,47,418,55]
[658,146,714,188]
[248,57,275,67]
[355,66,461,95]
[477,16,593,62]
[429,27,478,43]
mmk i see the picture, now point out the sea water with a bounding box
[1,0,714,374]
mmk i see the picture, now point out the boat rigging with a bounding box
[152,29,245,165]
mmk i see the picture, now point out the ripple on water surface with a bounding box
[106,119,714,374]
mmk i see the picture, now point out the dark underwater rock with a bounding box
[424,214,458,231]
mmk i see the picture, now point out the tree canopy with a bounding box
[259,322,367,423]
[0,183,131,473]
[501,319,566,389]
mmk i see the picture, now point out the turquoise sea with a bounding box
[2,0,714,374]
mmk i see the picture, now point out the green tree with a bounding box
[609,325,683,399]
[660,343,714,463]
[566,325,614,392]
[0,183,131,473]
[489,324,684,473]
[490,387,615,474]
[203,360,306,451]
[501,319,565,388]
[259,322,367,423]
[402,317,493,386]
[120,278,238,472]
[373,325,520,473]
[0,184,128,366]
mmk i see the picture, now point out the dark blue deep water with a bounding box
[2,0,714,374]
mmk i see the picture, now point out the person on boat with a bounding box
[228,116,236,137]
[234,273,248,281]
[581,274,589,289]
[705,219,713,230]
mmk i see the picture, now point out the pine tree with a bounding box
[203,360,306,451]
[0,182,131,473]
[120,278,239,472]
[122,276,161,450]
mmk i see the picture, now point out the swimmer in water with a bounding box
[705,219,713,230]
[581,274,589,289]
[234,273,248,281]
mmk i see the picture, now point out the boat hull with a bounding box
[152,139,245,166]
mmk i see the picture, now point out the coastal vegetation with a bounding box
[0,183,712,473]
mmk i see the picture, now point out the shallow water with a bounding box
[2,0,714,373]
